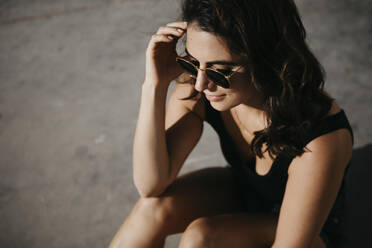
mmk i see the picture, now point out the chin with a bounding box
[209,101,234,112]
[206,93,242,111]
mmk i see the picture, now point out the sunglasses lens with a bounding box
[176,57,231,88]
[206,70,230,88]
[176,59,198,77]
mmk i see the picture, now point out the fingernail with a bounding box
[167,35,173,39]
[177,28,184,33]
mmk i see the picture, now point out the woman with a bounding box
[109,0,353,247]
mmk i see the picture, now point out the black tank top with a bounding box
[202,94,354,216]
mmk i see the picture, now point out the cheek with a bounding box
[232,92,247,104]
[230,71,250,87]
[229,81,251,97]
[226,81,257,105]
[223,91,245,107]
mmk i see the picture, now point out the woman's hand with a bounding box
[144,21,188,87]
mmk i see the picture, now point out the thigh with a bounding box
[179,212,278,248]
[140,166,259,235]
[180,212,328,248]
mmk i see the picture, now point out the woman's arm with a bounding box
[132,21,189,197]
[132,81,171,198]
[133,80,204,198]
[271,128,353,247]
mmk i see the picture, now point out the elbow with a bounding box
[136,185,167,198]
[134,177,171,198]
[138,190,161,198]
[134,180,155,198]
[133,162,173,198]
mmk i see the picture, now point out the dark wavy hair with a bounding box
[176,0,333,159]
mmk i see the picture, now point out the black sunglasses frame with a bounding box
[175,56,243,89]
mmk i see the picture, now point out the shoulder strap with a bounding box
[305,109,354,146]
[274,109,354,175]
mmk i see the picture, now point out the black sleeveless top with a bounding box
[202,94,354,219]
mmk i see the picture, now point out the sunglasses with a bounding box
[175,55,243,89]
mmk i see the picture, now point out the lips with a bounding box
[205,93,225,97]
[205,93,226,101]
[206,94,224,97]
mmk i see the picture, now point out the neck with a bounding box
[232,99,267,134]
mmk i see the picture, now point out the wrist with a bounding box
[142,80,169,91]
[141,80,169,99]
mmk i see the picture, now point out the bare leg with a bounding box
[109,198,167,248]
[108,166,249,248]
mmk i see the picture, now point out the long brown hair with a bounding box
[177,0,333,159]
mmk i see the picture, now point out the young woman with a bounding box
[109,0,353,247]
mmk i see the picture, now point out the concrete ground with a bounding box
[0,0,371,247]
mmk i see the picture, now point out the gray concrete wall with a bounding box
[0,0,371,247]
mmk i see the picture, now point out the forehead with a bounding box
[185,24,239,62]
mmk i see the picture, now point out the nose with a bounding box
[194,67,216,92]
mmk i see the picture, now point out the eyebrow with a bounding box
[185,47,240,66]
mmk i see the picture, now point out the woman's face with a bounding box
[185,22,263,111]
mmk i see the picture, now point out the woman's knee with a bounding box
[136,196,176,227]
[179,217,216,248]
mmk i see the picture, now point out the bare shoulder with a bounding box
[288,96,352,174]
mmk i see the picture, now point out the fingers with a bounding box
[156,23,187,38]
[146,21,188,52]
[148,21,187,46]
[149,33,174,44]
[157,26,184,36]
[166,21,188,29]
